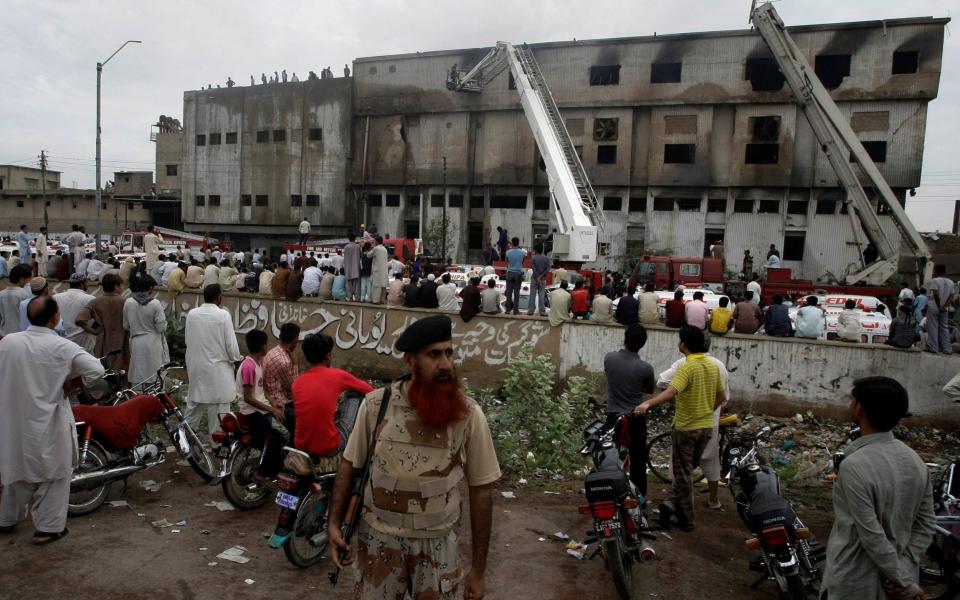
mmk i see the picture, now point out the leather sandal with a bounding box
[33,528,68,545]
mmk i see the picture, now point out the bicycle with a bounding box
[646,413,740,484]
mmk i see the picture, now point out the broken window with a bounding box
[407,193,420,207]
[758,200,780,214]
[208,195,220,206]
[256,130,269,143]
[165,164,178,176]
[449,194,463,207]
[273,129,286,142]
[650,62,682,84]
[783,232,806,261]
[196,134,206,146]
[241,194,252,206]
[209,133,221,145]
[859,141,887,163]
[787,200,808,215]
[367,194,383,207]
[892,51,919,75]
[255,194,268,206]
[745,58,785,92]
[664,144,696,164]
[385,194,400,207]
[653,198,674,211]
[597,145,617,164]
[750,116,781,142]
[745,143,779,165]
[290,194,302,207]
[405,220,420,238]
[589,65,620,86]
[309,128,322,141]
[490,195,527,209]
[534,196,550,211]
[226,132,237,144]
[628,197,646,212]
[677,198,701,212]
[195,195,205,206]
[593,118,619,141]
[306,194,319,206]
[468,222,484,250]
[470,196,484,209]
[815,199,837,214]
[814,54,851,90]
[734,199,754,213]
[603,196,622,211]
[431,194,444,208]
[508,72,516,90]
[707,198,727,213]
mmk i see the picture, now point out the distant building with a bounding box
[0,165,59,192]
[169,16,947,280]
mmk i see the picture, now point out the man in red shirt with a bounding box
[665,289,686,328]
[570,280,591,319]
[292,333,373,458]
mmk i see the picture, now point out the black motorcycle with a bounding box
[267,391,362,568]
[725,424,822,599]
[579,415,656,600]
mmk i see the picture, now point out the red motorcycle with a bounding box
[69,363,216,516]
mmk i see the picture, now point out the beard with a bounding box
[407,365,469,428]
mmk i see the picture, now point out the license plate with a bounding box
[276,492,299,510]
[218,446,231,459]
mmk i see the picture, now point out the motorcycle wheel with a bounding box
[177,423,216,482]
[645,432,705,484]
[283,490,329,568]
[601,535,634,600]
[221,445,270,510]
[919,538,959,600]
[776,574,809,600]
[68,445,112,516]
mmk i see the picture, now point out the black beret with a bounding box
[395,315,452,353]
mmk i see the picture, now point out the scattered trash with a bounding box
[244,579,255,585]
[199,547,208,551]
[517,478,528,486]
[176,459,190,467]
[171,529,181,534]
[107,500,129,507]
[262,532,271,539]
[207,562,218,567]
[139,480,162,492]
[173,470,180,475]
[151,519,173,528]
[779,440,798,451]
[543,491,560,495]
[771,453,791,466]
[793,413,804,423]
[565,540,588,559]
[159,504,172,508]
[552,531,569,541]
[659,532,673,541]
[201,529,212,535]
[204,501,235,511]
[137,513,145,517]
[500,491,516,499]
[216,546,250,564]
[175,520,187,526]
[538,537,546,542]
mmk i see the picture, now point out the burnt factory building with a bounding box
[176,15,947,280]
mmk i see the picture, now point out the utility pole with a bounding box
[39,150,48,229]
[441,156,447,263]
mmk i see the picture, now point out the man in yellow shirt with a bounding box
[167,261,187,295]
[708,296,733,335]
[636,326,725,531]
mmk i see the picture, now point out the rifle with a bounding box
[329,384,393,586]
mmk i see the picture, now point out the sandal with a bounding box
[33,528,68,545]
[0,524,14,534]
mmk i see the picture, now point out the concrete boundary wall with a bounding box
[15,282,960,424]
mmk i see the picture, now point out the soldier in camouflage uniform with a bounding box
[329,315,501,599]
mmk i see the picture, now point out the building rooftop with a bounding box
[354,15,950,63]
[0,164,61,174]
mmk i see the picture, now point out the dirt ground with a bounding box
[0,458,836,600]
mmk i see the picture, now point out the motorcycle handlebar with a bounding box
[754,423,788,441]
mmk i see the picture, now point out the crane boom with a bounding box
[448,43,603,264]
[750,1,932,286]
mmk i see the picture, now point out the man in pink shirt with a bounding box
[684,291,709,330]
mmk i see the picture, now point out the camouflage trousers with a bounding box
[352,522,462,600]
[670,427,713,525]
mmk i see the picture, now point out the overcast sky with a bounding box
[1,0,956,231]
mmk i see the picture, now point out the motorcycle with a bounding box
[266,391,362,568]
[578,415,656,600]
[76,349,127,405]
[210,410,275,510]
[69,363,217,516]
[725,424,822,599]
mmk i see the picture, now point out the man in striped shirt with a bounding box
[636,325,725,531]
[263,323,301,433]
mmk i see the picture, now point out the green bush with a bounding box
[476,345,595,479]
[165,306,186,363]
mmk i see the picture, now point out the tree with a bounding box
[423,215,456,262]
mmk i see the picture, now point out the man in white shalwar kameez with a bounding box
[143,225,163,274]
[123,276,169,388]
[0,296,104,542]
[54,274,96,353]
[185,284,241,437]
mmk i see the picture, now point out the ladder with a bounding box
[513,45,605,231]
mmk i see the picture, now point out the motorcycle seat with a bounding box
[747,491,797,529]
[73,395,163,450]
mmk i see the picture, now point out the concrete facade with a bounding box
[180,78,354,243]
[155,131,183,192]
[350,17,946,276]
[0,165,60,191]
[112,171,154,196]
[0,189,159,235]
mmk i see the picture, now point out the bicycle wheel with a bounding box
[645,432,706,484]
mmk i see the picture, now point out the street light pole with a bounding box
[96,39,141,255]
